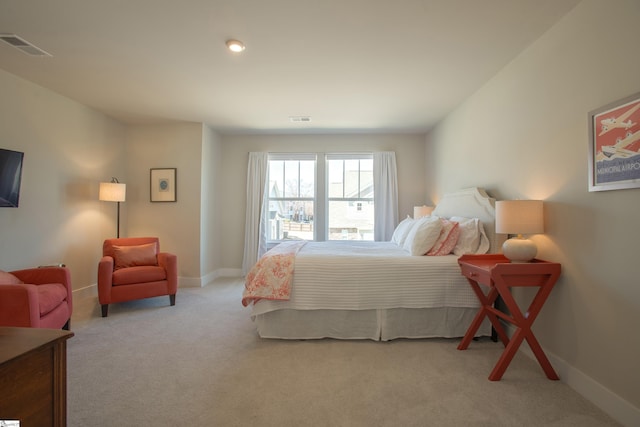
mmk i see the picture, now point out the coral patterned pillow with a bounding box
[427,219,461,256]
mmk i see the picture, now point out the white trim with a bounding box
[216,268,243,278]
[518,339,639,427]
[503,324,639,426]
[74,269,245,294]
[72,283,97,300]
[179,276,203,288]
[181,269,244,288]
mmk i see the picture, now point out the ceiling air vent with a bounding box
[289,116,312,123]
[0,34,52,57]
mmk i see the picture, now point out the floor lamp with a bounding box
[99,177,126,238]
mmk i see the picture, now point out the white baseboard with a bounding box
[503,324,639,427]
[181,268,243,288]
[179,276,204,288]
[73,267,244,294]
[73,283,97,300]
[217,268,243,278]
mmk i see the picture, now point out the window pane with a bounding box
[344,159,360,197]
[266,200,314,241]
[269,161,284,198]
[327,160,343,198]
[283,161,299,198]
[267,157,316,242]
[328,200,374,241]
[299,160,315,197]
[360,159,373,198]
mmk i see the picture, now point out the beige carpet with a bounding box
[67,278,620,427]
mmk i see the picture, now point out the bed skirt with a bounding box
[253,306,490,341]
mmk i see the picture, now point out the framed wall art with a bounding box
[150,168,177,202]
[588,91,640,192]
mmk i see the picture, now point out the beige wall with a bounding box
[427,0,640,422]
[218,134,427,269]
[200,125,224,279]
[124,123,205,284]
[2,2,637,421]
[0,72,227,289]
[0,69,125,292]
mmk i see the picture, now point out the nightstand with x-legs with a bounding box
[457,254,561,381]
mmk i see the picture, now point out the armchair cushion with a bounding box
[37,283,69,316]
[112,265,167,286]
[113,243,158,270]
[0,270,23,285]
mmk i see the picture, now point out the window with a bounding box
[266,153,374,242]
[326,155,374,241]
[266,154,316,241]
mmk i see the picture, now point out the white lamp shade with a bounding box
[99,182,126,202]
[413,205,434,219]
[495,200,543,235]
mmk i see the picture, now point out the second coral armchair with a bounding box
[0,266,73,330]
[97,237,177,317]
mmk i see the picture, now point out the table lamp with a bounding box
[413,205,434,219]
[99,177,126,238]
[495,200,543,263]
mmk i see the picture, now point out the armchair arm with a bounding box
[158,252,178,294]
[0,284,40,327]
[97,256,115,304]
[11,267,73,315]
[12,266,70,286]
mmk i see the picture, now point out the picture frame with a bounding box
[588,91,640,192]
[150,168,177,202]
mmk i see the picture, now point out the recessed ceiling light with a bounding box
[226,39,245,53]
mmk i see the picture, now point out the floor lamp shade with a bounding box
[100,179,126,238]
[99,182,126,202]
[495,200,543,262]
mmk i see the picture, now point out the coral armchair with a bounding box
[98,237,177,317]
[0,266,73,330]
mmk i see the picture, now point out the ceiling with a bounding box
[0,0,580,134]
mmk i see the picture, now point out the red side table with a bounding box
[457,254,561,381]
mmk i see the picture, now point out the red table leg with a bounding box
[457,279,508,350]
[490,277,559,381]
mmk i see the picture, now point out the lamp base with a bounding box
[502,236,537,263]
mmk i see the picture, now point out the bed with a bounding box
[243,187,505,341]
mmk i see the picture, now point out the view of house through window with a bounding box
[327,155,374,240]
[266,153,374,242]
[267,155,315,241]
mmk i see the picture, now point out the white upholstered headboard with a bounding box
[431,187,505,254]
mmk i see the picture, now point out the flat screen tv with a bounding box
[0,148,24,207]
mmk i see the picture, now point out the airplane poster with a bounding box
[588,91,640,191]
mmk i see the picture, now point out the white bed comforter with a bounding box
[250,241,478,317]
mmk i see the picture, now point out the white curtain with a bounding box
[373,152,398,241]
[242,152,269,275]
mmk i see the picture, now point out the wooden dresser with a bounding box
[0,327,74,426]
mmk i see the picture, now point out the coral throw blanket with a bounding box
[242,241,307,307]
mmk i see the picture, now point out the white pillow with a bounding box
[450,216,490,255]
[402,215,443,256]
[391,215,415,245]
[476,224,490,254]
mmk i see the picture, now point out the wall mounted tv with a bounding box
[0,148,24,207]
